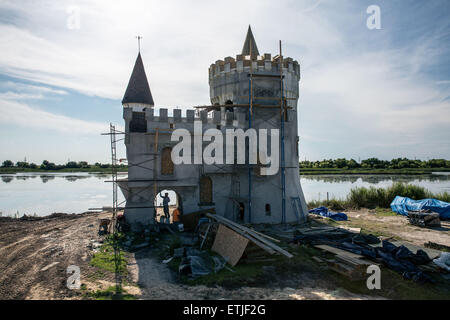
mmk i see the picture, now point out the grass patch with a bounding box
[90,234,128,275]
[183,262,266,288]
[87,286,136,300]
[374,207,398,216]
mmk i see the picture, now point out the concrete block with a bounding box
[226,111,233,125]
[145,108,154,121]
[173,109,182,122]
[213,110,221,123]
[200,110,208,123]
[186,110,195,122]
[159,108,168,121]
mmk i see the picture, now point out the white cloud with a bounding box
[0,98,111,134]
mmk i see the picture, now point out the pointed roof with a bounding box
[241,25,259,56]
[122,53,154,105]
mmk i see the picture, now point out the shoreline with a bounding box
[1,168,449,175]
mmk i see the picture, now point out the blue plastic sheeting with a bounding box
[390,196,450,220]
[308,206,348,221]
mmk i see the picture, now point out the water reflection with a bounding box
[302,174,450,184]
[40,175,56,183]
[1,176,13,183]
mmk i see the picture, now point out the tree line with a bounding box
[2,157,449,170]
[300,158,450,169]
[1,160,126,170]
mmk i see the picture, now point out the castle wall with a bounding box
[120,52,308,229]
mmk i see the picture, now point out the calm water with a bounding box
[0,172,449,217]
[301,173,450,202]
[0,172,125,217]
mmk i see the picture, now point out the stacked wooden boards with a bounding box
[314,244,376,280]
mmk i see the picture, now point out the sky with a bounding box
[0,0,449,164]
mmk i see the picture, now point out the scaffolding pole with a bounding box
[247,38,253,224]
[279,41,286,225]
[109,123,119,232]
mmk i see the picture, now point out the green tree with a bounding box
[2,160,14,167]
[16,161,29,168]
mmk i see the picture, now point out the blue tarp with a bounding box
[390,196,450,220]
[308,206,348,221]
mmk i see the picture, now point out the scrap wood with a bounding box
[249,228,281,243]
[211,224,249,266]
[314,244,365,260]
[207,213,293,258]
[424,241,450,252]
[325,259,366,280]
[312,256,325,264]
[337,226,361,234]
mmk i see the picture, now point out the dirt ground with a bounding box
[336,209,450,247]
[0,209,447,300]
[0,212,108,299]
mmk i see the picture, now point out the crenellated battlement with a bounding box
[123,106,253,133]
[208,54,300,80]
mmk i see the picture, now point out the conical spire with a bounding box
[122,53,154,105]
[241,25,259,56]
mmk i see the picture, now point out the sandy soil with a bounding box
[0,212,108,299]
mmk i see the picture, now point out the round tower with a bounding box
[208,26,308,224]
[209,26,300,110]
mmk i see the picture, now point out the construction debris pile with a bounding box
[292,226,446,283]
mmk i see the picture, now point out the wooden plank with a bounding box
[211,224,249,266]
[335,255,373,267]
[207,214,293,258]
[214,220,276,255]
[314,244,364,260]
[312,256,325,264]
[337,226,361,233]
[248,228,281,243]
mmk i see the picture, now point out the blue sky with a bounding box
[0,0,449,164]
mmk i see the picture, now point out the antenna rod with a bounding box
[136,35,142,52]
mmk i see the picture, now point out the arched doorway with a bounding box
[154,189,182,223]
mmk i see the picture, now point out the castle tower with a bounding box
[208,26,308,223]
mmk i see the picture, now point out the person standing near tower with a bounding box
[159,191,170,222]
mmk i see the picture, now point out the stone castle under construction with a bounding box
[119,26,308,228]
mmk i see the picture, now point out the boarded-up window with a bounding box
[129,112,147,133]
[200,175,213,204]
[161,147,174,175]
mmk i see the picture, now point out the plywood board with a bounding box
[212,224,249,266]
